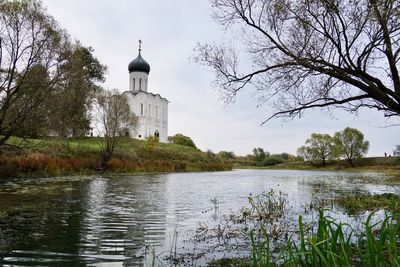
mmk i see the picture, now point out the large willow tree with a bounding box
[196,0,400,122]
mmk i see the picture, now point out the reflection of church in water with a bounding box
[123,41,169,142]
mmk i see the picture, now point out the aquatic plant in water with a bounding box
[162,188,399,266]
[250,210,400,266]
[246,190,288,221]
[335,193,400,215]
[193,189,293,261]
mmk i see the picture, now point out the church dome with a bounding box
[128,52,150,74]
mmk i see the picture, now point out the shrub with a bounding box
[262,156,285,166]
[168,133,197,149]
[144,136,159,154]
[218,151,236,160]
[253,148,269,166]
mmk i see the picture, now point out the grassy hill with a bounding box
[0,137,231,178]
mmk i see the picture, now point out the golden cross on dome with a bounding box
[138,39,142,53]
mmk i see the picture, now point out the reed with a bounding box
[251,228,273,267]
[250,210,400,266]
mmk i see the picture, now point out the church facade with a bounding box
[123,43,168,142]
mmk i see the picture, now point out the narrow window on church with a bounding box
[140,103,143,115]
[139,78,142,90]
[133,78,135,89]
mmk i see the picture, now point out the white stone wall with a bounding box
[129,72,149,92]
[124,91,168,143]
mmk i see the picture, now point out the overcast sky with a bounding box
[42,0,399,156]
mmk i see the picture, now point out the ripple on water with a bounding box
[0,169,393,266]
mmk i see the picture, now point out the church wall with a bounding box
[124,91,168,143]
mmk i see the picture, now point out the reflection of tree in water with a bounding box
[0,180,88,264]
[0,175,169,266]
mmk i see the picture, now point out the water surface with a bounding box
[0,169,395,266]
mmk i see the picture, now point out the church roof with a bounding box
[128,52,150,74]
[125,90,169,102]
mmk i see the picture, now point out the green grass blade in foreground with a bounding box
[250,209,400,267]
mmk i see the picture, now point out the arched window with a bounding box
[133,78,135,89]
[140,103,143,115]
[139,78,142,90]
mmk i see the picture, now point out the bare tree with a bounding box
[195,0,400,122]
[0,0,67,146]
[94,89,138,171]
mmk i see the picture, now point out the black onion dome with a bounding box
[128,53,150,74]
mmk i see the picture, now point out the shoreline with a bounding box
[234,163,400,183]
[3,163,398,182]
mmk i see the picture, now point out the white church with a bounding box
[123,41,169,142]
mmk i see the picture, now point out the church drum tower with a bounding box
[123,41,169,142]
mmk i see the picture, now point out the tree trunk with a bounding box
[348,158,355,167]
[98,151,112,172]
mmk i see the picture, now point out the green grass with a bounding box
[248,210,400,267]
[6,136,200,153]
[5,136,205,160]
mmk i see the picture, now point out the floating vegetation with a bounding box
[302,195,334,213]
[335,193,400,215]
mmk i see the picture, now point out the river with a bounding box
[0,169,397,266]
